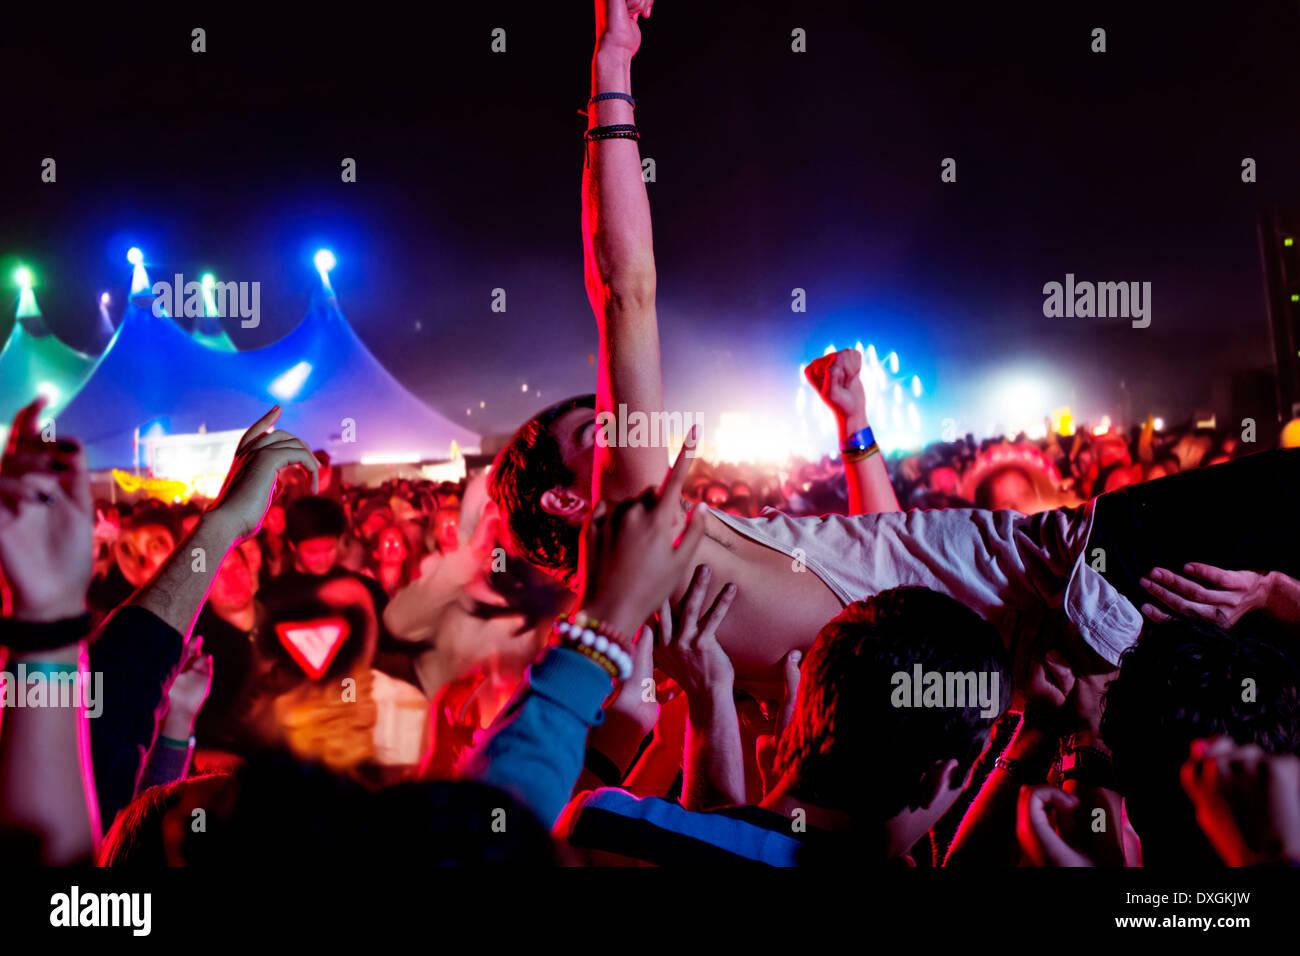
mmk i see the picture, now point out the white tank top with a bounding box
[707,502,1141,666]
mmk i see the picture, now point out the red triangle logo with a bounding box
[274,617,350,679]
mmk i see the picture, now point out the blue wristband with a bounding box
[840,426,875,453]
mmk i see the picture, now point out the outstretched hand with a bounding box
[1140,563,1273,628]
[208,407,319,544]
[0,397,94,621]
[654,564,737,699]
[577,429,707,641]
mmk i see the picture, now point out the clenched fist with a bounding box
[805,348,868,430]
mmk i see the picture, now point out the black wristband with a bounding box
[0,613,94,653]
[584,124,640,142]
[584,747,626,787]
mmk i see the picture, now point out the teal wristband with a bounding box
[158,734,195,749]
[14,661,83,679]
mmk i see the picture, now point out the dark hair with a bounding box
[1101,617,1300,865]
[170,753,559,865]
[488,394,595,576]
[285,495,347,545]
[99,774,228,866]
[775,587,1010,821]
[123,502,181,541]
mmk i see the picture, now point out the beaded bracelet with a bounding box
[584,124,640,142]
[589,92,636,109]
[553,613,633,680]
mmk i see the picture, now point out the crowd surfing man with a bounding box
[488,0,1300,713]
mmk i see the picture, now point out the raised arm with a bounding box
[130,406,318,636]
[654,565,745,810]
[584,0,666,501]
[805,349,900,514]
[0,398,100,863]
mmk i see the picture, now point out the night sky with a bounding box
[2,3,1298,445]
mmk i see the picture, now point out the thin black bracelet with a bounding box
[585,124,640,142]
[584,746,626,787]
[0,613,94,653]
[589,92,636,109]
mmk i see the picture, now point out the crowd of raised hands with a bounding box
[2,0,1299,869]
[0,393,1295,867]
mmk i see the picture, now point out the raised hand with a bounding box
[576,430,707,640]
[653,564,737,699]
[0,397,94,621]
[804,348,868,430]
[161,635,214,739]
[756,648,802,795]
[1017,785,1095,867]
[1180,735,1300,866]
[207,407,319,543]
[596,0,653,59]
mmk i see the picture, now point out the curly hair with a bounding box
[775,587,1010,821]
[1101,617,1300,864]
[487,394,595,578]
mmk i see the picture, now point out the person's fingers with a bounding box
[6,396,47,453]
[1140,602,1174,623]
[1188,735,1237,764]
[1140,576,1216,620]
[256,446,320,490]
[19,471,65,505]
[674,502,707,559]
[658,427,698,505]
[241,429,303,454]
[776,649,802,737]
[679,564,710,643]
[0,476,40,506]
[237,406,282,452]
[657,599,673,646]
[632,624,655,676]
[1031,785,1081,813]
[1019,786,1086,866]
[57,442,93,516]
[1149,567,1223,604]
[1182,563,1241,588]
[697,581,738,643]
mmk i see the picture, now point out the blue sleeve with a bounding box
[459,646,612,828]
[136,738,194,794]
[87,605,185,827]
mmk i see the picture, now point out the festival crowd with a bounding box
[2,0,1299,869]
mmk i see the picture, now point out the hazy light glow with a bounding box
[313,249,336,274]
[127,247,144,266]
[269,361,313,400]
[100,292,111,305]
[14,266,33,288]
